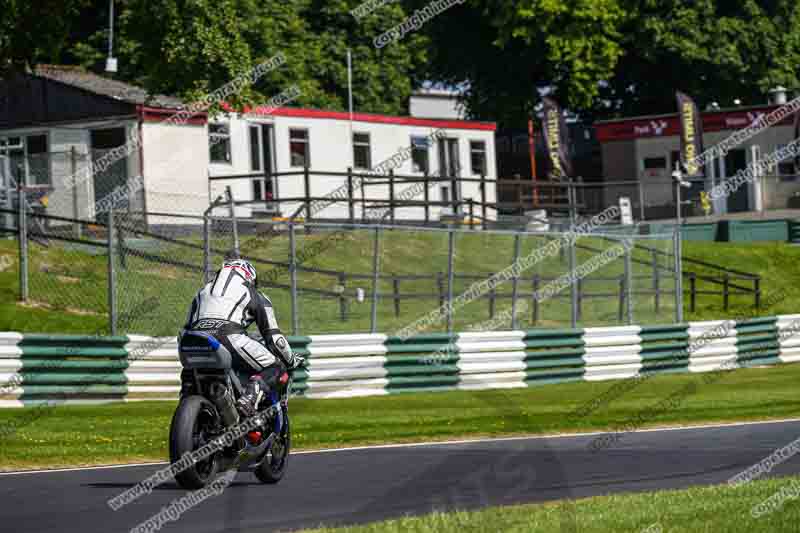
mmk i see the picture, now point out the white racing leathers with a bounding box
[182,266,295,374]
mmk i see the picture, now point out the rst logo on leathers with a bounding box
[195,319,226,329]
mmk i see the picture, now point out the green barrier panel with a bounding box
[789,220,800,243]
[17,334,131,401]
[385,334,459,391]
[735,317,778,366]
[718,220,789,242]
[524,329,585,384]
[640,325,689,374]
[650,223,718,241]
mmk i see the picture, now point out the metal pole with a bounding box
[511,232,521,329]
[624,237,634,324]
[70,147,81,238]
[568,237,578,328]
[289,220,299,335]
[17,185,28,302]
[638,179,646,221]
[107,203,117,335]
[370,226,381,333]
[225,186,240,257]
[674,177,684,323]
[203,214,211,284]
[446,228,456,334]
[568,182,578,328]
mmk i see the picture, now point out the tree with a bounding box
[423,0,800,122]
[0,0,91,74]
[64,0,428,115]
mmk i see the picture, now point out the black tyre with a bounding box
[169,395,220,490]
[254,412,290,484]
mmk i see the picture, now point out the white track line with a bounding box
[2,417,800,477]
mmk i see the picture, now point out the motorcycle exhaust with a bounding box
[209,382,240,427]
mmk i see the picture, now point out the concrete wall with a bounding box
[141,121,209,223]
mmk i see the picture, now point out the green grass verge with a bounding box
[1,233,799,335]
[296,474,800,532]
[0,363,798,470]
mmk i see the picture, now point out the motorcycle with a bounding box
[170,330,295,489]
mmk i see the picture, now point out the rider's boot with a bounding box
[236,375,266,419]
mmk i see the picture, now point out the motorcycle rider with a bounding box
[181,257,304,418]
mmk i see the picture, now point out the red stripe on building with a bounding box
[220,102,496,131]
[595,105,795,142]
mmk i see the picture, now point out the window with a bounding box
[26,134,49,185]
[670,151,680,171]
[643,157,667,170]
[249,126,261,171]
[0,134,49,186]
[470,140,487,176]
[289,129,309,168]
[411,136,430,173]
[209,124,231,163]
[774,145,797,180]
[353,132,371,170]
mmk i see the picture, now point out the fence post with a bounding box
[389,170,396,226]
[303,165,311,221]
[370,226,381,333]
[480,173,487,230]
[70,147,81,239]
[568,236,578,328]
[203,214,211,284]
[674,218,684,323]
[446,228,456,334]
[576,277,582,322]
[17,185,28,302]
[289,220,299,335]
[689,272,697,312]
[225,186,240,257]
[652,250,660,314]
[754,277,761,309]
[638,180,646,221]
[510,232,521,329]
[338,273,347,321]
[107,204,117,336]
[532,275,540,325]
[423,172,430,225]
[347,167,355,224]
[468,199,475,229]
[624,238,634,325]
[723,273,730,311]
[437,271,445,308]
[392,276,400,317]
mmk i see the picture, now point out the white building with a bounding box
[208,105,497,221]
[0,66,497,226]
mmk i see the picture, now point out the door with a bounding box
[249,124,276,211]
[90,128,129,219]
[724,149,749,213]
[438,138,461,213]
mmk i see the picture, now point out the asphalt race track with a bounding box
[2,419,800,532]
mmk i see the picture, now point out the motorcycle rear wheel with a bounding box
[170,395,221,490]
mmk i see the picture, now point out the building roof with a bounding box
[231,104,496,131]
[33,64,183,109]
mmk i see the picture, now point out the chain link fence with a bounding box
[4,184,680,336]
[209,218,679,335]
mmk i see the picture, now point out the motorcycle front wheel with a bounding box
[254,413,290,484]
[169,395,221,489]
